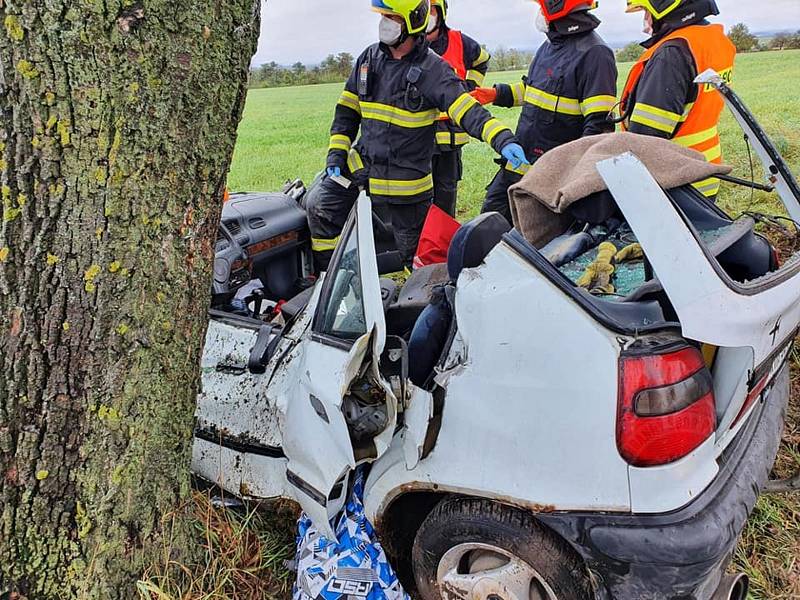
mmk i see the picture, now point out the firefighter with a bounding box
[475,0,617,223]
[308,0,528,270]
[620,0,735,198]
[427,0,491,217]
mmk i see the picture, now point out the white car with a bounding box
[193,74,800,600]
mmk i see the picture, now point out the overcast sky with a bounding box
[254,0,800,66]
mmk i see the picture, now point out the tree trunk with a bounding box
[0,1,260,597]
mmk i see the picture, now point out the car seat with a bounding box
[407,213,512,388]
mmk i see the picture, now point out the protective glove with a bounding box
[326,166,341,179]
[577,242,617,295]
[501,143,530,171]
[470,87,498,105]
[614,243,644,263]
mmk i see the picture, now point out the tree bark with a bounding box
[0,1,260,597]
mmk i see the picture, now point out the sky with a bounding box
[253,0,800,66]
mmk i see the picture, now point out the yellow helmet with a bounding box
[371,0,431,35]
[625,0,684,19]
[431,0,447,21]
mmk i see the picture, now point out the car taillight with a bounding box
[617,346,716,467]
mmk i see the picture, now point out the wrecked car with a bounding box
[193,73,800,600]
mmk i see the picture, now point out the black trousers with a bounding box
[432,148,463,218]
[482,168,522,225]
[306,175,432,271]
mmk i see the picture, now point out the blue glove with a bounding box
[326,166,341,178]
[501,143,530,171]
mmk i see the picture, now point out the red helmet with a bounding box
[535,0,597,23]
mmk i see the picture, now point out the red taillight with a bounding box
[617,346,716,467]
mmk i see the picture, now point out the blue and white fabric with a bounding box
[293,468,409,600]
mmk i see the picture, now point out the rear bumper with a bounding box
[540,365,789,600]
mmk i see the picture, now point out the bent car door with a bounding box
[278,194,395,537]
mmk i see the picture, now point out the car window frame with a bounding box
[310,211,365,351]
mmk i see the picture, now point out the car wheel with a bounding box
[412,497,593,600]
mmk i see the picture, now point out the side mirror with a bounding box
[248,324,281,374]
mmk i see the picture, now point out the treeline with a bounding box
[249,53,355,88]
[251,24,800,88]
[487,46,535,72]
[617,23,800,61]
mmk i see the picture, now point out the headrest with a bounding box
[447,212,512,280]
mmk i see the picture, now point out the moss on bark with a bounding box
[0,0,261,597]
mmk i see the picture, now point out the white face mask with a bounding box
[642,12,654,35]
[426,12,438,34]
[379,15,403,46]
[535,5,549,34]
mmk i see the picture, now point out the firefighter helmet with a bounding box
[535,0,597,23]
[431,0,447,21]
[371,0,431,35]
[625,0,684,19]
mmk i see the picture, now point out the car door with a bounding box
[280,193,395,537]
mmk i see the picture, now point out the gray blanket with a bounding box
[508,132,732,247]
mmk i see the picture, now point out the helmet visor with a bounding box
[407,0,430,33]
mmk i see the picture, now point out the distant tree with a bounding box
[728,23,758,53]
[616,42,643,62]
[336,52,355,77]
[770,33,791,50]
[787,31,800,50]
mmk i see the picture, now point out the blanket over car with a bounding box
[508,132,732,248]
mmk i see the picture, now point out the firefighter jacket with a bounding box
[327,39,515,205]
[493,11,617,176]
[621,18,736,197]
[430,27,491,150]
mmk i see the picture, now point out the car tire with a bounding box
[412,496,593,600]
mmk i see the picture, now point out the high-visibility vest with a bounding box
[621,24,736,197]
[441,29,466,80]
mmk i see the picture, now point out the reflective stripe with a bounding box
[328,134,351,152]
[702,144,722,162]
[338,90,361,114]
[580,94,616,116]
[510,82,525,107]
[360,101,438,128]
[347,149,364,173]
[481,118,509,145]
[505,161,531,176]
[369,174,434,197]
[448,92,480,127]
[679,102,695,123]
[436,131,470,145]
[312,236,340,252]
[466,69,486,86]
[473,47,490,67]
[674,126,719,148]
[524,86,581,116]
[630,102,682,134]
[692,177,721,197]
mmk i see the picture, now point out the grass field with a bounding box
[213,50,800,600]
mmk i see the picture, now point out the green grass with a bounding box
[218,49,800,600]
[230,50,800,220]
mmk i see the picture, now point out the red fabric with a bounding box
[413,205,461,270]
[441,29,466,79]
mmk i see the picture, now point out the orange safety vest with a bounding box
[621,24,736,197]
[441,29,466,80]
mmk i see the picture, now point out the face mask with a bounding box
[379,15,403,46]
[642,12,654,35]
[426,12,438,34]
[535,5,549,33]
